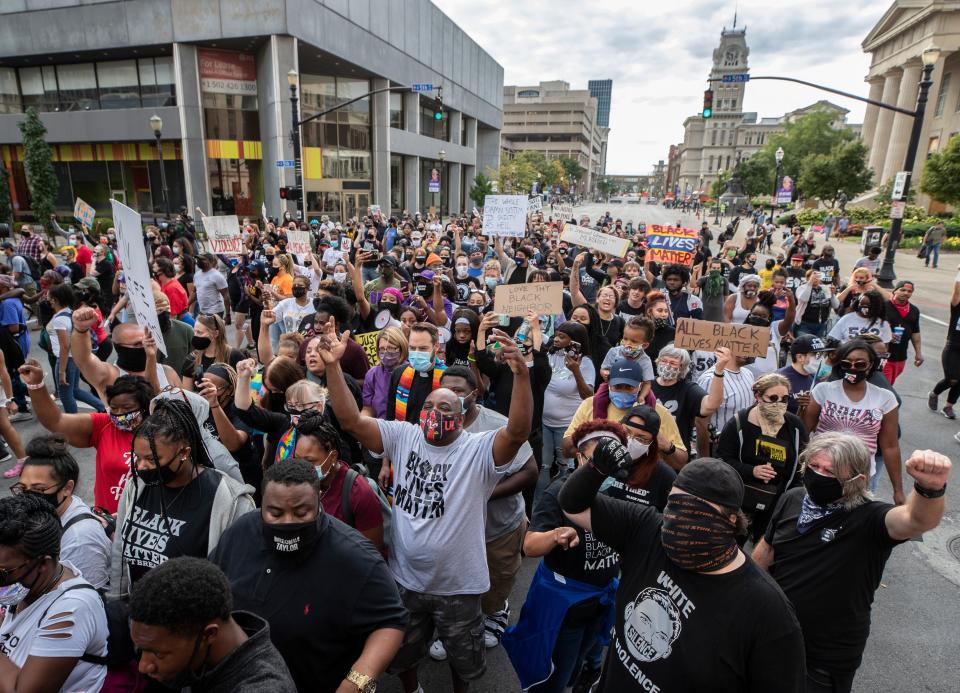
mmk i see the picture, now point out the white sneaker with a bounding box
[483,630,499,649]
[428,639,447,661]
[954,431,960,445]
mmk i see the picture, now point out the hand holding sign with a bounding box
[674,319,769,358]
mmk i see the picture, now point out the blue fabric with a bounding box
[0,298,29,356]
[503,560,618,690]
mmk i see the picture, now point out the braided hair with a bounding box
[133,398,212,474]
[294,410,340,453]
[0,493,62,560]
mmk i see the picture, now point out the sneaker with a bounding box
[571,663,603,693]
[8,411,33,423]
[954,431,960,445]
[928,392,939,411]
[942,405,957,420]
[428,639,447,661]
[0,440,10,464]
[3,460,23,479]
[483,630,499,649]
[483,601,510,649]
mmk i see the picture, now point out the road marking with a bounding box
[921,313,949,327]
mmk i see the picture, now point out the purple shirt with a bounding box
[363,362,407,418]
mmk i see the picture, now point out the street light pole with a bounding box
[772,146,784,224]
[437,149,446,223]
[877,46,940,287]
[149,115,170,218]
[287,69,304,222]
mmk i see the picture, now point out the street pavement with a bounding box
[2,203,956,692]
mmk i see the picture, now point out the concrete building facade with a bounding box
[0,0,503,223]
[501,80,608,193]
[862,1,960,210]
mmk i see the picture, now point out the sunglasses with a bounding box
[760,395,789,403]
[0,559,34,581]
[840,360,870,370]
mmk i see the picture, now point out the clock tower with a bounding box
[709,26,749,115]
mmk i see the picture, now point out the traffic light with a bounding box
[702,89,713,119]
[279,186,302,201]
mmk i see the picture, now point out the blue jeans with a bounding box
[925,242,941,267]
[56,356,105,414]
[529,610,606,693]
[361,264,379,284]
[536,424,571,502]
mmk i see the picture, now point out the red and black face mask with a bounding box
[419,409,460,444]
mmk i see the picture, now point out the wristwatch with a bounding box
[346,670,376,692]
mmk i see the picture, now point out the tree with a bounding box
[710,170,730,199]
[18,107,58,231]
[0,161,12,228]
[737,154,775,198]
[469,173,494,209]
[559,156,586,185]
[877,178,916,205]
[597,177,621,197]
[921,133,960,206]
[798,140,873,207]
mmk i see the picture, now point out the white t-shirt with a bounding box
[48,309,72,358]
[600,345,656,381]
[194,268,227,314]
[321,248,345,268]
[60,496,111,589]
[543,352,597,429]
[274,297,316,334]
[376,419,506,595]
[828,313,893,344]
[696,367,755,432]
[812,379,898,455]
[690,350,718,378]
[745,319,783,379]
[0,562,108,693]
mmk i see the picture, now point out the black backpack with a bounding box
[14,254,41,282]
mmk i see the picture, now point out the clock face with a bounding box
[725,49,739,64]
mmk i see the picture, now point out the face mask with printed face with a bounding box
[419,409,459,443]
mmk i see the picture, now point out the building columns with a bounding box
[256,36,298,219]
[371,77,391,212]
[172,43,210,215]
[860,77,885,154]
[868,68,902,181]
[882,60,923,184]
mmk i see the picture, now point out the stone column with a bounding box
[882,60,923,184]
[448,163,462,215]
[868,68,902,180]
[403,156,419,214]
[172,43,210,214]
[256,35,298,218]
[403,91,419,135]
[860,77,885,151]
[447,110,463,145]
[371,77,391,211]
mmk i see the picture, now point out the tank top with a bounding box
[731,294,752,324]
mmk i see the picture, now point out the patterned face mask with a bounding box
[419,409,459,444]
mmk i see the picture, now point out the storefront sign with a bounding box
[198,49,257,96]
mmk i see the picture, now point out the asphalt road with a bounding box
[4,203,957,692]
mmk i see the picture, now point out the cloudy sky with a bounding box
[435,0,892,174]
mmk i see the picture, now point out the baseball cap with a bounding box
[673,457,745,508]
[75,276,101,293]
[0,242,13,251]
[379,255,399,268]
[790,334,834,356]
[609,358,644,387]
[309,218,319,226]
[790,254,805,262]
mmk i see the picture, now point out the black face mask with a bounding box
[115,344,147,373]
[157,312,172,333]
[292,285,308,299]
[262,518,319,555]
[838,365,868,385]
[653,317,669,329]
[136,454,186,487]
[660,494,738,572]
[745,314,771,327]
[191,336,211,350]
[159,630,210,691]
[378,301,399,317]
[803,469,845,506]
[24,486,65,511]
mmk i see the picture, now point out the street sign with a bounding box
[275,160,295,168]
[411,83,434,92]
[891,171,909,200]
[721,74,750,83]
[890,200,906,219]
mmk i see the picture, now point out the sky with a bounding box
[434,0,892,175]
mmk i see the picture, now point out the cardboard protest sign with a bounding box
[674,318,769,358]
[110,200,168,355]
[482,195,528,237]
[286,230,311,256]
[493,281,563,318]
[527,196,543,214]
[554,204,574,222]
[353,331,380,367]
[645,225,698,266]
[73,198,96,230]
[203,215,243,254]
[560,223,630,258]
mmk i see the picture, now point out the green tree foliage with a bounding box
[737,154,776,198]
[597,177,621,197]
[0,161,12,227]
[710,170,730,199]
[17,108,58,231]
[798,140,873,206]
[469,173,494,209]
[559,156,586,184]
[921,133,960,206]
[876,178,916,204]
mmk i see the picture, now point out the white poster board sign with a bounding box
[203,215,243,254]
[555,204,574,222]
[110,200,168,355]
[482,195,528,237]
[527,196,543,214]
[560,223,630,258]
[286,230,312,256]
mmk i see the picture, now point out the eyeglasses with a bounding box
[760,395,790,403]
[840,360,870,370]
[0,559,32,581]
[284,401,323,416]
[10,482,59,496]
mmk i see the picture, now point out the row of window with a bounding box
[932,72,960,118]
[707,155,734,172]
[0,58,175,114]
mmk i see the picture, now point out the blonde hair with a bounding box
[377,326,409,361]
[276,253,294,274]
[286,379,328,408]
[192,314,231,364]
[752,373,790,397]
[278,332,304,359]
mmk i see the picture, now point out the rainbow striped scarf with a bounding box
[395,362,446,422]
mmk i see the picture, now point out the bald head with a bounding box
[113,322,145,348]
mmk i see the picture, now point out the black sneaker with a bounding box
[0,439,10,464]
[571,663,602,693]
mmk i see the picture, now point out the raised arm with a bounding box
[347,256,372,319]
[568,254,588,306]
[699,348,730,416]
[197,377,249,452]
[18,362,93,447]
[777,288,796,336]
[257,309,276,365]
[70,306,113,393]
[885,450,951,540]
[491,333,533,468]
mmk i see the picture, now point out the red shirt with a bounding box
[160,277,189,317]
[88,413,134,514]
[320,462,385,557]
[75,245,93,275]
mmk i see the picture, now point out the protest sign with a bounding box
[493,281,563,318]
[560,223,630,258]
[203,215,243,254]
[110,200,168,356]
[354,331,380,366]
[287,230,312,256]
[482,195,528,237]
[527,196,543,214]
[554,204,574,222]
[674,318,769,358]
[261,202,268,222]
[644,225,698,266]
[73,198,96,229]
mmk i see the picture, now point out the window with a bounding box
[518,89,540,98]
[390,154,403,213]
[708,155,714,170]
[19,66,58,111]
[0,68,19,114]
[336,78,370,124]
[139,57,175,107]
[935,73,951,117]
[97,60,140,109]
[711,129,717,146]
[389,91,403,128]
[56,63,97,111]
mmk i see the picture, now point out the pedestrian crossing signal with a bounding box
[703,89,713,119]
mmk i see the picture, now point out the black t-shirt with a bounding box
[715,408,807,492]
[181,348,246,381]
[531,477,619,587]
[617,299,644,320]
[604,461,677,512]
[765,489,904,672]
[454,275,482,305]
[203,403,261,482]
[599,314,625,348]
[652,380,705,451]
[883,301,921,361]
[95,259,114,301]
[386,364,440,423]
[811,257,840,285]
[121,469,220,583]
[800,285,833,324]
[646,326,676,365]
[591,497,806,692]
[784,268,805,295]
[776,365,815,415]
[210,511,408,693]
